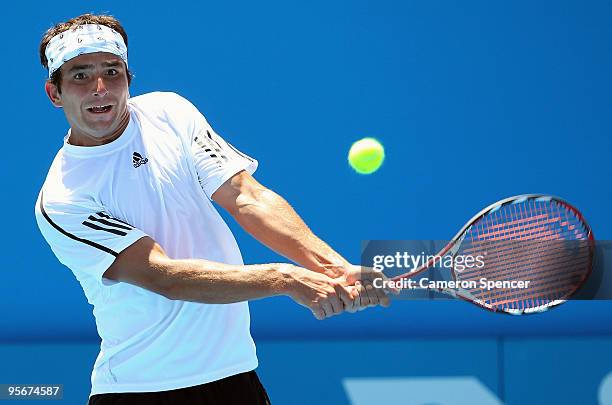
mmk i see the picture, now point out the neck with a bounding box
[68,108,131,146]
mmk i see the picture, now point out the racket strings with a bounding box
[488,201,588,310]
[454,199,591,312]
[481,201,582,239]
[472,206,578,241]
[473,258,590,302]
[461,241,591,281]
[461,234,590,271]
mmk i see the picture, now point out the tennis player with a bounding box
[34,13,392,404]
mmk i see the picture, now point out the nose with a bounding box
[93,77,108,97]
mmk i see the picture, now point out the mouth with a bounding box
[86,105,113,114]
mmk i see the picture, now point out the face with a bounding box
[45,52,130,146]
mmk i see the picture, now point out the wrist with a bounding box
[306,255,350,278]
[272,263,298,297]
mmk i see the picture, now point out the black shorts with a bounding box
[88,371,271,405]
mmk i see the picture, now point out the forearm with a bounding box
[104,236,354,317]
[159,259,291,303]
[233,187,350,277]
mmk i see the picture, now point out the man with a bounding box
[35,13,393,404]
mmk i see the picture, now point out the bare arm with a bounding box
[212,171,350,278]
[212,171,394,309]
[103,236,353,319]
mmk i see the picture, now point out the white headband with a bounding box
[45,24,128,78]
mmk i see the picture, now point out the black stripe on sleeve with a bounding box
[82,221,128,236]
[39,192,119,257]
[95,212,134,228]
[209,130,254,163]
[206,131,230,158]
[203,130,253,163]
[193,132,226,166]
[87,215,133,230]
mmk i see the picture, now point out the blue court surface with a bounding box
[4,1,612,404]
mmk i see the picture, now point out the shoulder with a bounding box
[38,151,67,201]
[129,92,198,115]
[130,91,187,104]
[37,176,92,216]
[35,152,95,217]
[128,92,208,139]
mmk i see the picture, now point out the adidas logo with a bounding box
[132,152,148,168]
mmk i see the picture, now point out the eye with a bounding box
[107,68,118,76]
[73,72,86,80]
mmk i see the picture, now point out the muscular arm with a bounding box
[212,171,350,278]
[103,236,352,319]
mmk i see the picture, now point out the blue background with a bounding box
[3,1,612,404]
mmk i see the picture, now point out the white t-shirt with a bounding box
[34,92,259,395]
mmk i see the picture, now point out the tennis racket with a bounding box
[391,194,594,315]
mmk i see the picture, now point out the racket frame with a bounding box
[390,194,594,315]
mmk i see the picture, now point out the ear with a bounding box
[45,80,62,107]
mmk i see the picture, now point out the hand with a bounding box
[341,264,400,311]
[282,264,355,320]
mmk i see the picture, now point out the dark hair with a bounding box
[39,13,133,93]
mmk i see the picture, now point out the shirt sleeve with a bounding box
[191,126,258,198]
[35,191,148,286]
[163,93,258,199]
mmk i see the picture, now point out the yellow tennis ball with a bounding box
[348,138,385,174]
